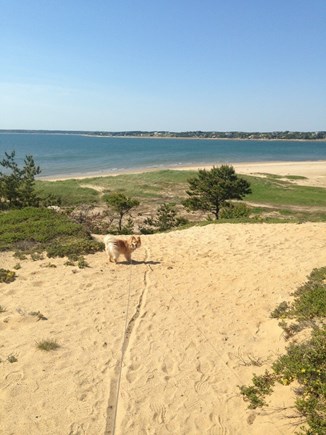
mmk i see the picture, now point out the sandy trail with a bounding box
[1,222,326,434]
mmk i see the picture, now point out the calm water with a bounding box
[0,133,326,178]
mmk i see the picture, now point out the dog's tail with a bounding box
[104,234,120,251]
[103,235,116,243]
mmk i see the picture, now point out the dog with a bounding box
[103,235,141,264]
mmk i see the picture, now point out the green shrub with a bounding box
[239,371,275,409]
[46,239,103,258]
[141,203,188,233]
[0,269,16,284]
[0,151,41,209]
[106,192,139,232]
[270,301,290,319]
[274,327,326,435]
[240,268,326,435]
[0,208,104,257]
[219,202,251,219]
[77,256,89,269]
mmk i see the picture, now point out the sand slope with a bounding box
[1,222,326,434]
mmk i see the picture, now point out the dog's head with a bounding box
[129,236,141,251]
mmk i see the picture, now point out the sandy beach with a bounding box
[1,160,326,434]
[1,221,326,434]
[41,160,326,188]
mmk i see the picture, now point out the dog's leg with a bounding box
[124,253,132,264]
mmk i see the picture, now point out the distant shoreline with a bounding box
[1,130,326,142]
[84,134,326,142]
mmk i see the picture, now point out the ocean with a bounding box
[0,133,326,178]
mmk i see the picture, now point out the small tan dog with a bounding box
[104,235,141,264]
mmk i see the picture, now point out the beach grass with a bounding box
[36,339,60,351]
[36,170,195,205]
[35,179,100,205]
[34,170,326,223]
[243,174,326,207]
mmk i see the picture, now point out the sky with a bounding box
[1,0,326,132]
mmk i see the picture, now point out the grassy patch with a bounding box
[35,179,100,205]
[240,267,326,434]
[243,175,326,208]
[35,170,326,224]
[0,208,103,257]
[37,170,196,206]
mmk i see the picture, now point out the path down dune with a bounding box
[1,222,326,434]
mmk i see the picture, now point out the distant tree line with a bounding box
[80,130,326,140]
[1,130,326,140]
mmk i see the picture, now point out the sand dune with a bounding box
[1,222,326,434]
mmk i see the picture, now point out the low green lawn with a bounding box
[243,175,326,207]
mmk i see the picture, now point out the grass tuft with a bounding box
[36,339,60,351]
[29,311,48,321]
[0,269,16,284]
[7,355,18,363]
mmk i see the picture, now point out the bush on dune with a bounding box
[0,207,103,257]
[240,267,326,434]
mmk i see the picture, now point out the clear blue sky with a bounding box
[1,0,325,131]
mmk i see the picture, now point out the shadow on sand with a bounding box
[120,260,161,266]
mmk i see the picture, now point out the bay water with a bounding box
[0,133,326,178]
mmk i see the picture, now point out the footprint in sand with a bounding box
[194,374,210,394]
[213,414,229,435]
[150,402,167,424]
[184,397,202,412]
[125,369,139,384]
[68,422,86,435]
[3,370,25,388]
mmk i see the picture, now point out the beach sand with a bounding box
[1,160,326,434]
[1,220,326,434]
[42,160,326,188]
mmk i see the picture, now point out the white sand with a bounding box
[1,222,326,434]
